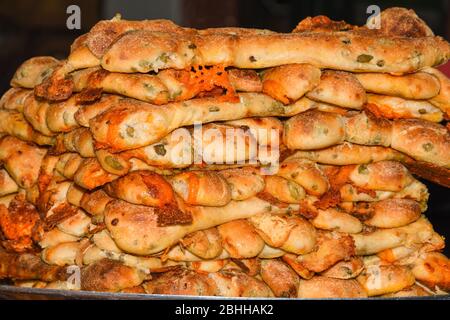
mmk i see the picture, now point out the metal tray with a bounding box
[0,284,449,300]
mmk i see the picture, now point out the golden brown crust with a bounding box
[381,284,431,297]
[371,7,434,38]
[0,109,54,146]
[39,228,79,249]
[293,15,354,33]
[227,68,262,92]
[73,158,118,190]
[288,143,407,166]
[220,168,265,201]
[11,56,59,89]
[392,119,450,168]
[104,170,178,208]
[263,176,305,204]
[55,153,84,180]
[104,197,295,255]
[143,268,215,296]
[306,71,366,109]
[0,195,43,253]
[100,30,450,74]
[207,269,273,297]
[95,149,130,176]
[0,88,31,112]
[218,220,265,259]
[0,250,67,282]
[355,72,440,100]
[54,128,96,158]
[0,136,47,189]
[365,94,443,122]
[33,7,450,101]
[349,161,414,192]
[180,228,223,260]
[74,94,122,127]
[364,198,421,228]
[344,111,393,147]
[285,109,450,168]
[79,189,113,217]
[81,258,146,292]
[321,257,364,279]
[41,241,81,266]
[86,18,193,58]
[22,94,56,137]
[412,252,450,291]
[89,93,309,151]
[72,66,260,105]
[0,169,19,197]
[357,264,416,296]
[423,67,450,117]
[260,259,299,297]
[46,95,84,133]
[262,64,321,104]
[277,158,329,196]
[298,232,356,273]
[311,208,362,234]
[169,171,231,207]
[298,276,367,298]
[283,110,345,150]
[225,116,283,146]
[352,216,436,255]
[34,64,74,102]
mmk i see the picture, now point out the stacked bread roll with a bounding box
[1,7,450,298]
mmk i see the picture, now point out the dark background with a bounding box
[0,0,448,254]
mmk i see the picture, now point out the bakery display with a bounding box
[1,7,450,298]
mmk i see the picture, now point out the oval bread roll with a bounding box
[180,228,223,260]
[366,94,443,122]
[412,252,450,291]
[311,208,362,234]
[0,88,31,112]
[320,257,364,279]
[423,67,450,116]
[349,161,414,192]
[218,220,265,259]
[89,93,313,151]
[284,110,345,150]
[0,109,54,145]
[391,119,450,168]
[104,170,178,207]
[101,29,450,74]
[355,72,440,100]
[170,171,231,207]
[263,175,306,204]
[220,168,265,201]
[357,264,415,296]
[11,56,59,89]
[0,136,47,189]
[0,169,19,197]
[104,197,298,255]
[364,199,422,228]
[260,259,299,297]
[306,70,366,109]
[298,276,367,298]
[287,143,407,166]
[262,64,321,104]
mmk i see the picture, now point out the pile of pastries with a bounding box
[0,7,449,298]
